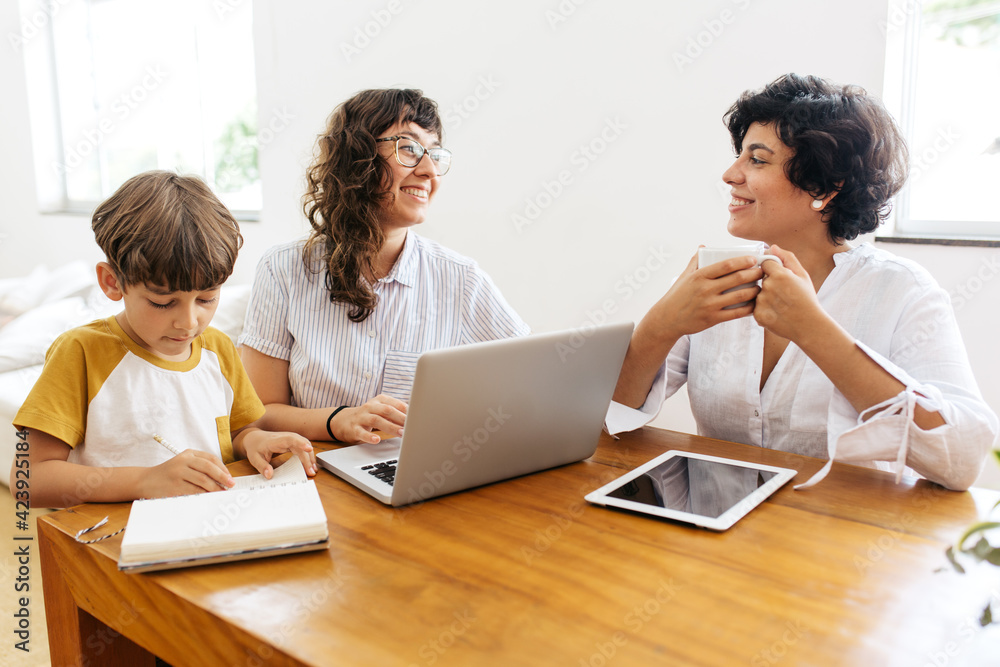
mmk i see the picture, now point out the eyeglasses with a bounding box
[376,136,452,176]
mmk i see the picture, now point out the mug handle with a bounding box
[757,254,782,267]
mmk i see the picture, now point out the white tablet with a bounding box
[585,450,797,531]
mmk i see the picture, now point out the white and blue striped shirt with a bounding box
[239,232,530,409]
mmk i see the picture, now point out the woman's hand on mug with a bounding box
[647,250,763,341]
[753,245,829,342]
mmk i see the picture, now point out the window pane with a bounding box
[909,2,1000,224]
[49,0,259,212]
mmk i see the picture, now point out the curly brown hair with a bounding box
[724,73,909,243]
[302,89,443,322]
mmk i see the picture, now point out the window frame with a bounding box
[20,0,261,221]
[879,0,1000,245]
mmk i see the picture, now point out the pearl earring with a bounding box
[811,199,824,210]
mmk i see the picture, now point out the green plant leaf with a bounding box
[986,546,1000,567]
[946,545,967,574]
[979,603,993,628]
[956,521,1000,551]
[971,537,994,562]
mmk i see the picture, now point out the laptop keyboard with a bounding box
[362,460,398,486]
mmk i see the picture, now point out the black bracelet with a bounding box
[326,406,349,441]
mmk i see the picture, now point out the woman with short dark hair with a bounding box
[724,73,909,243]
[610,73,996,491]
[240,89,528,445]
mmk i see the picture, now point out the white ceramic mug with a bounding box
[697,246,782,308]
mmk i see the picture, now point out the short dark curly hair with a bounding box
[724,73,909,243]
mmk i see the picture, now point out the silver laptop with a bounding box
[316,322,634,506]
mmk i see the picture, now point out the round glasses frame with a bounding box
[375,136,452,175]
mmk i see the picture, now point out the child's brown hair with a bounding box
[92,170,243,291]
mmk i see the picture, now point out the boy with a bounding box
[11,171,316,508]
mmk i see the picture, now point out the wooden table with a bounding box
[38,428,1000,666]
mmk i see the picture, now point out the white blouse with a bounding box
[606,244,998,490]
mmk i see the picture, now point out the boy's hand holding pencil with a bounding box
[143,435,235,497]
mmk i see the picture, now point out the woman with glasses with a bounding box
[239,89,528,446]
[608,73,997,491]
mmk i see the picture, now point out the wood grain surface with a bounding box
[38,428,1000,666]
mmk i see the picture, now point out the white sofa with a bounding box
[0,263,251,486]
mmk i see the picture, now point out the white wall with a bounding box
[2,0,998,487]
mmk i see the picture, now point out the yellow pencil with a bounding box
[152,434,182,456]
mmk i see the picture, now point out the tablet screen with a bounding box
[585,450,797,530]
[605,456,779,519]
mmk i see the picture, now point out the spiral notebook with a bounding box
[118,457,329,573]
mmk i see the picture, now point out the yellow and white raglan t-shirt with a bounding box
[14,316,264,467]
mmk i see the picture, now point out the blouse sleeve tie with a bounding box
[795,387,933,490]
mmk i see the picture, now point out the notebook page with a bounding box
[230,456,307,490]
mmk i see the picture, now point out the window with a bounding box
[19,0,260,217]
[883,0,1000,239]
